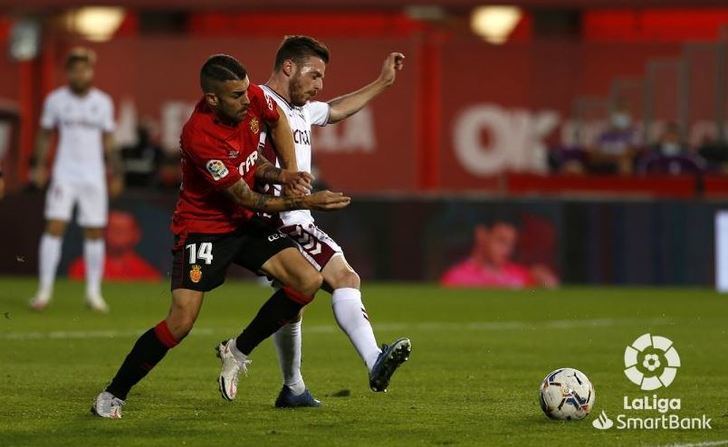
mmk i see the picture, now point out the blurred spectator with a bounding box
[69,210,161,281]
[120,125,164,187]
[549,144,588,174]
[637,122,704,175]
[440,220,559,289]
[589,106,639,175]
[697,137,728,173]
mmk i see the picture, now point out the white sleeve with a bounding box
[102,97,115,133]
[307,101,330,127]
[39,95,57,130]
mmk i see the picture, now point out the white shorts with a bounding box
[279,222,343,271]
[44,180,108,227]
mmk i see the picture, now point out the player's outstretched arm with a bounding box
[327,52,405,124]
[225,179,350,213]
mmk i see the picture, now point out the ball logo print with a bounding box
[624,333,680,391]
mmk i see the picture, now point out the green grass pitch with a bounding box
[0,277,726,446]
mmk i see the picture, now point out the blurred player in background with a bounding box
[92,54,350,418]
[29,48,122,313]
[260,36,411,407]
[441,220,559,289]
[67,211,162,282]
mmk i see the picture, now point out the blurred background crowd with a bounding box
[2,0,728,289]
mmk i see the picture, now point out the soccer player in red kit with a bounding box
[91,54,350,418]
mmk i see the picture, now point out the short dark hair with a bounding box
[274,35,330,71]
[200,54,248,93]
[65,47,96,70]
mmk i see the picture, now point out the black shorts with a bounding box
[170,216,297,292]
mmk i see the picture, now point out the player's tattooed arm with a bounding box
[327,52,405,124]
[225,179,351,212]
[254,154,284,184]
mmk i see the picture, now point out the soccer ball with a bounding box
[539,367,595,420]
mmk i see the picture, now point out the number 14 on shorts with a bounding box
[186,242,213,265]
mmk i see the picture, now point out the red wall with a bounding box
[12,34,688,193]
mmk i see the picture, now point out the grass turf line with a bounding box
[0,278,726,446]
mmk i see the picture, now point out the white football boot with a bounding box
[216,338,251,401]
[91,391,124,418]
[29,291,51,312]
[85,294,110,314]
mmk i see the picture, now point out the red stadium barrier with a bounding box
[703,175,728,198]
[505,173,697,198]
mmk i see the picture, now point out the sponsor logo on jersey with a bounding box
[228,149,239,158]
[206,159,229,181]
[293,129,311,145]
[249,117,260,135]
[189,265,202,283]
[238,151,258,176]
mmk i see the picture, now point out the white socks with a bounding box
[36,234,62,302]
[332,288,381,372]
[273,288,382,394]
[84,239,105,298]
[273,319,306,395]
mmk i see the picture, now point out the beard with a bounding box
[289,76,310,106]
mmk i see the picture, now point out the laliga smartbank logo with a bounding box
[624,333,680,390]
[592,333,712,431]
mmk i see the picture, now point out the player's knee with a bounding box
[168,315,195,340]
[330,270,360,289]
[84,228,104,240]
[166,309,198,339]
[45,221,66,237]
[297,271,323,297]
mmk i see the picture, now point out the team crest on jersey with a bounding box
[189,265,202,283]
[249,117,260,135]
[206,159,229,181]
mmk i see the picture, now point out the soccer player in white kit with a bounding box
[29,48,120,313]
[259,36,410,407]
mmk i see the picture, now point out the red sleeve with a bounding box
[181,125,241,190]
[250,84,279,124]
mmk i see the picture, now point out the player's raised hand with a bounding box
[281,170,314,196]
[378,52,405,87]
[305,190,351,211]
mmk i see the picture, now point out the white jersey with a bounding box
[40,86,115,184]
[260,84,330,227]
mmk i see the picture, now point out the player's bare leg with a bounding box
[83,227,108,313]
[30,219,67,311]
[218,247,322,404]
[92,288,204,418]
[324,255,410,392]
